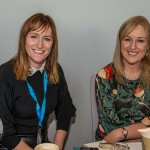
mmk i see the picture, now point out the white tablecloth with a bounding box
[84,141,142,150]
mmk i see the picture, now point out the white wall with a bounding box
[0,0,150,149]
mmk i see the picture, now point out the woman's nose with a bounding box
[130,41,136,50]
[37,38,43,48]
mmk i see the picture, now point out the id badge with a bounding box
[37,127,41,144]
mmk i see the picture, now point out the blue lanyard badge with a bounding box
[26,71,48,127]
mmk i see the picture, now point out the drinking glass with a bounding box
[99,142,130,150]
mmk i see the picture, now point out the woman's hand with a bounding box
[54,130,67,150]
[104,123,147,143]
[104,128,124,143]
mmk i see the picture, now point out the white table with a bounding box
[84,141,142,150]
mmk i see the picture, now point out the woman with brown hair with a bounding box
[0,13,76,150]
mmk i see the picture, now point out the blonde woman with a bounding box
[95,16,150,143]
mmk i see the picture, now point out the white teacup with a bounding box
[138,128,150,138]
[34,143,59,150]
[138,128,150,150]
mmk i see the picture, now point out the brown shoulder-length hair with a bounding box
[113,16,150,88]
[11,13,59,84]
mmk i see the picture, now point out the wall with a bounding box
[0,0,150,149]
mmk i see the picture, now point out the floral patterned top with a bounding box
[95,63,150,140]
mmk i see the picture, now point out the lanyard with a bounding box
[26,71,48,127]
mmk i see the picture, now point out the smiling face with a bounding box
[121,25,149,67]
[25,27,53,69]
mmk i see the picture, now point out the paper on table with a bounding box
[84,140,106,148]
[84,141,100,148]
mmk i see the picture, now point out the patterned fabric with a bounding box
[95,63,150,140]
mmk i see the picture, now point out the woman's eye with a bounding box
[137,39,144,43]
[44,37,53,42]
[30,35,37,39]
[44,38,51,41]
[124,38,131,41]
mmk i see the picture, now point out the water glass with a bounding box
[99,142,130,150]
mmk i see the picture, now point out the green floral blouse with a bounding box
[95,63,150,140]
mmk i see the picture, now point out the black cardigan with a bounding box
[0,62,76,149]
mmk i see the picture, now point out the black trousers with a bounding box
[0,135,37,150]
[18,135,37,148]
[0,134,51,150]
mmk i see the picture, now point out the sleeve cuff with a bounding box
[57,118,71,131]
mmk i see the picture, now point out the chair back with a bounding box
[90,73,99,140]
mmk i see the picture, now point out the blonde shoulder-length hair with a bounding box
[113,16,150,88]
[11,13,59,84]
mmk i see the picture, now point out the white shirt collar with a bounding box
[28,62,46,76]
